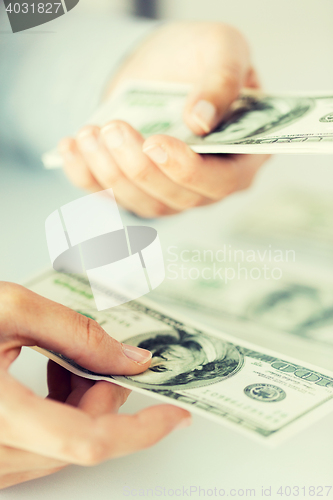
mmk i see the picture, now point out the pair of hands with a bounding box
[59,22,270,217]
[0,283,190,489]
[3,21,270,489]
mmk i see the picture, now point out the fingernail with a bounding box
[191,100,217,133]
[143,145,168,164]
[102,124,124,149]
[175,416,192,430]
[78,131,99,152]
[122,344,152,364]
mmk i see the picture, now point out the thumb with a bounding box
[0,283,152,376]
[184,65,256,136]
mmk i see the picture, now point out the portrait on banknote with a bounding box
[121,329,244,390]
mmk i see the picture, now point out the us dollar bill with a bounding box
[43,81,333,168]
[27,269,333,445]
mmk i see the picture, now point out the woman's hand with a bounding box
[0,283,190,489]
[59,22,270,218]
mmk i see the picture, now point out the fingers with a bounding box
[246,66,261,90]
[73,379,130,417]
[0,283,152,376]
[185,70,244,135]
[0,370,190,465]
[0,445,66,476]
[93,404,192,461]
[47,360,72,403]
[47,361,130,416]
[61,121,268,217]
[0,368,130,489]
[59,137,101,192]
[60,127,176,218]
[0,403,190,489]
[60,123,211,217]
[101,121,210,211]
[183,26,252,134]
[143,135,270,200]
[59,127,268,218]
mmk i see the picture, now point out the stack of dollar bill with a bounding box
[42,81,333,168]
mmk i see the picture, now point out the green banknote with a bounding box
[43,81,333,167]
[28,269,333,445]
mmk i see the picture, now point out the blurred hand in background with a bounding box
[60,22,270,218]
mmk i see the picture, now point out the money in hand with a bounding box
[42,81,333,168]
[28,270,333,445]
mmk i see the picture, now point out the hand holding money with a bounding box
[58,22,269,218]
[0,283,190,489]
